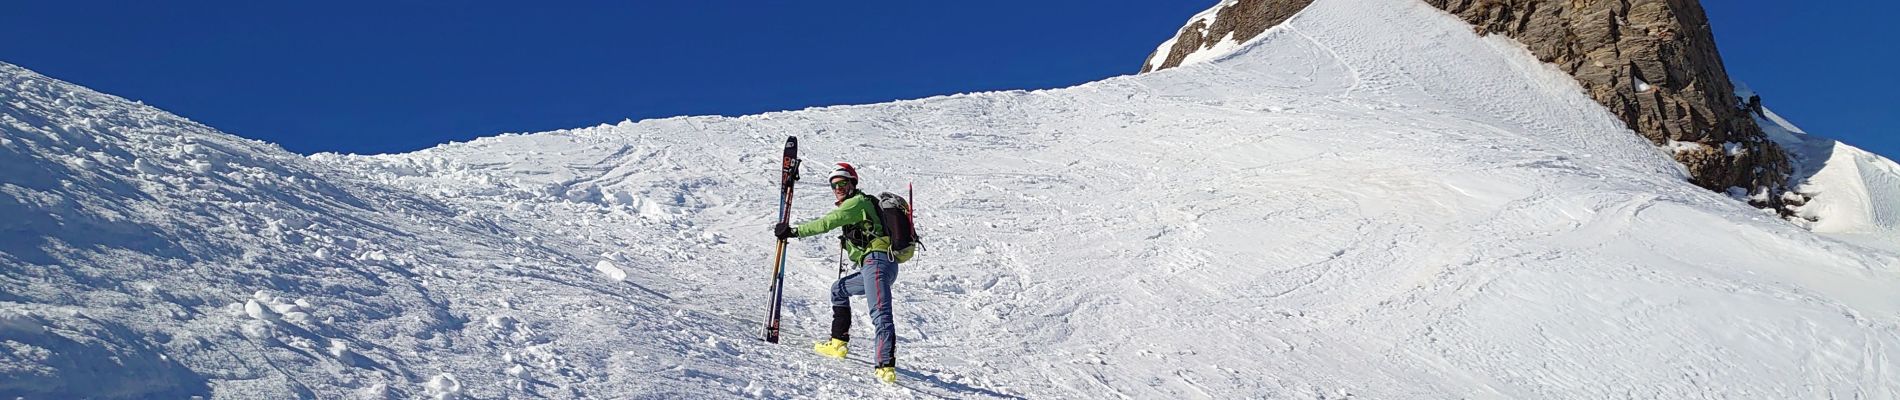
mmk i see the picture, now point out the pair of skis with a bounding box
[763,136,799,343]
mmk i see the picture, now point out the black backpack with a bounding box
[871,192,919,262]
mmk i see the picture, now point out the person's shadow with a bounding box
[894,367,1028,400]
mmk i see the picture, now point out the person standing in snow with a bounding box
[773,163,903,384]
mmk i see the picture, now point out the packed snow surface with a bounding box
[3,0,1898,398]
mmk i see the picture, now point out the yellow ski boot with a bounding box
[874,366,897,384]
[813,338,848,359]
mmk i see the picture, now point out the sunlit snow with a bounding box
[2,0,1897,398]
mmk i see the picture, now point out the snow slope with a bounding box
[4,0,1899,398]
[0,64,597,398]
[1756,104,1900,252]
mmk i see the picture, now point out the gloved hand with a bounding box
[773,222,795,239]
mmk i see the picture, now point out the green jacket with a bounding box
[793,191,891,264]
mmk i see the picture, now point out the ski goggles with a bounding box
[831,180,855,189]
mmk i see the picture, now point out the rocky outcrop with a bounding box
[1142,0,1794,208]
[1140,0,1316,73]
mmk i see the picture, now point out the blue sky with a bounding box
[1703,1,1899,159]
[0,1,1891,159]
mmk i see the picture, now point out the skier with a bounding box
[772,163,901,383]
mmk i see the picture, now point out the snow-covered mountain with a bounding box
[3,0,1897,398]
[1144,0,1799,209]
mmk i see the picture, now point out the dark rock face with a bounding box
[1143,0,1793,207]
[1428,0,1790,202]
[1141,0,1316,73]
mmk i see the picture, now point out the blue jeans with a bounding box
[830,251,898,368]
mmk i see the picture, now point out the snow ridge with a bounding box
[1759,105,1900,250]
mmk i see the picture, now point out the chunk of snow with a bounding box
[239,320,273,339]
[486,314,516,331]
[1666,140,1707,154]
[281,311,313,326]
[327,340,351,358]
[133,158,163,174]
[595,260,628,282]
[243,299,278,320]
[424,373,462,400]
[359,384,389,399]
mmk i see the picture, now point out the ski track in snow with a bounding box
[3,0,1899,398]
